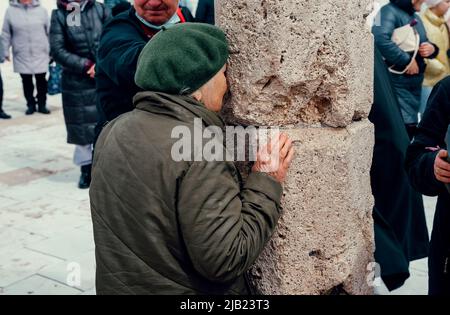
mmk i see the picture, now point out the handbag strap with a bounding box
[389,28,420,75]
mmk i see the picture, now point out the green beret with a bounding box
[135,23,229,95]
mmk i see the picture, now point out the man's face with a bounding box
[20,0,33,5]
[202,65,228,113]
[134,0,179,25]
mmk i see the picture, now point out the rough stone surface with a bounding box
[217,0,374,127]
[249,121,375,295]
[217,0,376,295]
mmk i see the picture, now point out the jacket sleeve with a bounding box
[1,10,11,59]
[372,7,412,68]
[177,161,283,283]
[427,42,439,59]
[405,80,450,196]
[49,10,90,74]
[96,21,146,93]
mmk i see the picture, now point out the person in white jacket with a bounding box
[2,0,51,115]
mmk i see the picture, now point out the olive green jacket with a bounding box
[90,91,283,295]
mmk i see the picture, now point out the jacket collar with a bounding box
[425,8,446,27]
[57,0,94,11]
[390,0,416,16]
[133,92,225,129]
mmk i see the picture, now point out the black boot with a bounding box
[25,104,36,115]
[37,104,51,114]
[78,164,92,189]
[0,104,11,119]
[0,111,11,119]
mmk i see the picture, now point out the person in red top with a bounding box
[95,0,195,135]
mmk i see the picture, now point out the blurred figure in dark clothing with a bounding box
[111,1,131,16]
[370,47,429,291]
[50,0,110,189]
[406,76,450,295]
[95,0,194,133]
[104,0,129,10]
[196,0,214,24]
[179,0,214,24]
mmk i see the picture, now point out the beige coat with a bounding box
[422,9,450,87]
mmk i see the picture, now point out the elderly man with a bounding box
[95,0,195,131]
[90,23,295,295]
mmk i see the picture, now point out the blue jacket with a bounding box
[372,0,437,73]
[372,0,439,124]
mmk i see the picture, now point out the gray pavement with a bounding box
[0,60,95,295]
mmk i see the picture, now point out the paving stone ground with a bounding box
[0,59,95,295]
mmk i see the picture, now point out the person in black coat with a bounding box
[195,0,214,25]
[111,1,131,16]
[405,76,450,295]
[372,0,439,140]
[95,0,194,134]
[50,0,110,189]
[370,47,430,291]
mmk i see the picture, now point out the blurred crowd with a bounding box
[371,0,450,295]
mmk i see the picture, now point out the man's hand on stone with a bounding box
[252,133,295,183]
[434,150,450,184]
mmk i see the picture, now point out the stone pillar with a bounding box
[217,0,376,294]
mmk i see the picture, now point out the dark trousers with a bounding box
[20,73,47,108]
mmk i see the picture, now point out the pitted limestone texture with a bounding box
[217,0,374,127]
